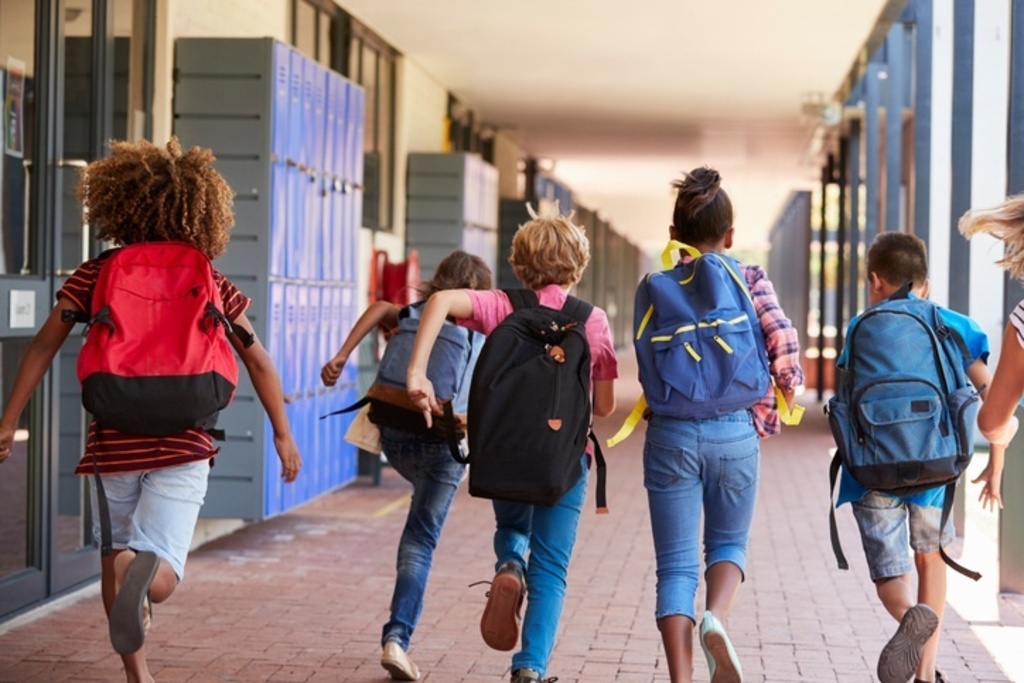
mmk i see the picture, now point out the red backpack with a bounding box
[72,242,249,436]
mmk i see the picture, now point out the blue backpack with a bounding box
[633,244,769,420]
[327,301,482,459]
[826,287,981,579]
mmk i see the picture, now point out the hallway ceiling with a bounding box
[341,0,899,254]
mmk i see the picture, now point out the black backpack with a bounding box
[467,289,606,510]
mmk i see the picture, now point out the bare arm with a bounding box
[321,301,401,387]
[230,312,301,483]
[964,356,1008,510]
[0,299,78,463]
[406,290,474,427]
[593,379,616,418]
[977,324,1024,445]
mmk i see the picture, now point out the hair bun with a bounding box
[672,166,722,215]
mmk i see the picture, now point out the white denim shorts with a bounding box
[89,459,210,581]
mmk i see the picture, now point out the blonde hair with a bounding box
[509,203,591,289]
[958,194,1024,280]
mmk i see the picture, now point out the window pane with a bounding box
[362,45,377,152]
[0,338,33,578]
[377,55,392,228]
[0,0,37,275]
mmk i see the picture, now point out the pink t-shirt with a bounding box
[460,285,619,383]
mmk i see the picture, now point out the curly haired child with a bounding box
[0,138,301,683]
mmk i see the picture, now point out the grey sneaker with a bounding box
[381,641,420,681]
[878,604,939,683]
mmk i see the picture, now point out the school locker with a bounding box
[175,38,363,520]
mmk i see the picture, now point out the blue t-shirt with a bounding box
[835,298,989,509]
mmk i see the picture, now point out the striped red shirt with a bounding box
[59,253,251,475]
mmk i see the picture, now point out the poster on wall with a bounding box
[4,57,25,159]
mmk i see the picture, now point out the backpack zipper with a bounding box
[548,355,563,431]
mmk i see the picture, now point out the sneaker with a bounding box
[381,641,420,681]
[914,668,948,683]
[878,604,939,683]
[510,668,558,683]
[480,561,525,651]
[699,611,743,683]
[109,551,160,655]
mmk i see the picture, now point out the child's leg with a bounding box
[908,501,956,682]
[379,437,464,649]
[914,551,946,680]
[92,474,154,683]
[644,416,707,683]
[507,456,588,677]
[101,551,153,683]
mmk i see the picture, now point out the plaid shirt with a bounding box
[741,263,803,437]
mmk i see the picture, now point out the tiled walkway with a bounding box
[1,352,1022,682]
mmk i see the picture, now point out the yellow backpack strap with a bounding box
[661,240,702,269]
[607,395,648,447]
[775,385,804,426]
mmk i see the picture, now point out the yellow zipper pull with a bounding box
[714,335,734,353]
[684,342,701,361]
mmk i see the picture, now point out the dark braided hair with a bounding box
[76,137,235,258]
[671,166,733,245]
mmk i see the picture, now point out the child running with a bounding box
[320,249,492,681]
[0,138,301,683]
[640,167,803,683]
[835,232,1004,683]
[405,207,618,683]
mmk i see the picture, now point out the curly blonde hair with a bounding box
[509,204,591,289]
[77,137,235,258]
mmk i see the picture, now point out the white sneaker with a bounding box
[699,611,742,683]
[381,641,420,681]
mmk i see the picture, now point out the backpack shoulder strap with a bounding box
[504,288,539,311]
[560,295,593,324]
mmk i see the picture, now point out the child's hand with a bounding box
[972,463,1003,511]
[0,425,13,465]
[273,433,302,483]
[320,354,347,387]
[407,371,438,428]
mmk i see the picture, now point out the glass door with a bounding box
[0,0,152,619]
[51,0,151,595]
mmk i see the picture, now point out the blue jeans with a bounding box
[643,411,759,622]
[379,429,465,649]
[492,454,588,675]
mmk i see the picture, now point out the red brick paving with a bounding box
[0,352,1019,682]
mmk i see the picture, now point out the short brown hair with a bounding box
[509,209,590,289]
[77,137,235,258]
[867,232,928,289]
[419,249,492,296]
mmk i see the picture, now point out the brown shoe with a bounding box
[480,561,525,651]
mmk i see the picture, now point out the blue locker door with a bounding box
[270,162,287,277]
[264,282,287,516]
[271,41,291,160]
[287,50,305,166]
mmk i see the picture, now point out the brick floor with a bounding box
[0,351,1020,682]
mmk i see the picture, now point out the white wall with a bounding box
[969,0,1011,358]
[927,0,954,309]
[385,56,448,260]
